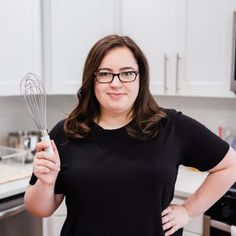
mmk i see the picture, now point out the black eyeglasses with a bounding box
[94,71,139,83]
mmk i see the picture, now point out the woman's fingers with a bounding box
[33,140,61,185]
[162,206,179,235]
[35,151,56,163]
[34,157,59,171]
[162,219,176,230]
[165,225,179,236]
[34,141,60,174]
[36,140,60,163]
[34,165,50,174]
[36,141,50,152]
[162,207,174,224]
[162,204,191,235]
[162,206,172,216]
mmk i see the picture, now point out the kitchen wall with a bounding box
[0,95,76,145]
[1,95,236,145]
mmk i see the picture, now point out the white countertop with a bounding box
[175,165,208,198]
[0,163,32,199]
[0,164,208,200]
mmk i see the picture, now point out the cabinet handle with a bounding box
[203,215,232,235]
[175,53,181,93]
[210,219,231,233]
[164,54,169,92]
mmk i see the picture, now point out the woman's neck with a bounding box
[96,112,132,129]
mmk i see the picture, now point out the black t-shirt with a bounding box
[30,109,229,236]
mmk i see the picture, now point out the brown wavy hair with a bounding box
[64,34,166,141]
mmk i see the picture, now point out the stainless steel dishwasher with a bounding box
[0,192,42,236]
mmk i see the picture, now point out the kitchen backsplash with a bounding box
[0,95,77,145]
[0,95,236,145]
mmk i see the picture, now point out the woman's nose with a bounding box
[110,75,122,87]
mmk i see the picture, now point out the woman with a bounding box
[24,34,236,236]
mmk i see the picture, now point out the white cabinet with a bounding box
[43,200,66,236]
[43,216,65,236]
[121,0,176,95]
[2,1,235,97]
[172,196,203,236]
[183,231,200,236]
[0,0,42,96]
[121,0,236,97]
[44,0,115,94]
[177,0,236,97]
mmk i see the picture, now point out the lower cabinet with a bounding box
[183,231,200,236]
[172,197,203,236]
[43,216,65,236]
[43,200,66,236]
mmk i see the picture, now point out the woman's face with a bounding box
[94,47,139,117]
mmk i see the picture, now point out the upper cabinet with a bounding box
[121,0,236,97]
[0,0,42,96]
[177,0,236,97]
[1,0,236,97]
[44,0,115,94]
[121,0,176,95]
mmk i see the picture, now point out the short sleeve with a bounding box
[174,112,229,171]
[29,120,66,194]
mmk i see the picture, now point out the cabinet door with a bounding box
[121,0,177,95]
[43,200,66,236]
[43,216,65,236]
[53,199,67,215]
[0,0,42,96]
[183,231,200,236]
[45,0,115,94]
[177,0,236,97]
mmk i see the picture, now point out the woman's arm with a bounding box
[162,146,236,235]
[24,183,64,217]
[183,146,236,217]
[24,140,63,217]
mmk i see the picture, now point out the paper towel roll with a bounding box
[231,225,236,236]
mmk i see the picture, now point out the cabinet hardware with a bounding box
[176,53,181,93]
[0,204,25,220]
[164,54,169,92]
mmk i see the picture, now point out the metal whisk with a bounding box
[20,72,53,154]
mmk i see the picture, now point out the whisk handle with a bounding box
[41,134,54,155]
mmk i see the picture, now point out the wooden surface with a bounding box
[0,163,32,184]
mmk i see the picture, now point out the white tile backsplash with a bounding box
[0,95,77,145]
[156,95,236,138]
[0,95,236,145]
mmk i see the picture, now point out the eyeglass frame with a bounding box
[94,71,139,84]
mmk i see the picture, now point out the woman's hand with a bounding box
[162,204,192,236]
[33,140,60,186]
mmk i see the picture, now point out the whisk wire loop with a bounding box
[21,72,54,155]
[20,73,47,132]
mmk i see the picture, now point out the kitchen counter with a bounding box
[0,163,32,199]
[0,164,208,200]
[175,165,208,198]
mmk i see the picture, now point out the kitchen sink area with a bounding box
[0,146,31,193]
[0,145,41,236]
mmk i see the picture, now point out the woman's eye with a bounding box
[98,72,110,77]
[122,71,132,77]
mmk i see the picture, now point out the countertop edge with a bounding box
[0,177,30,199]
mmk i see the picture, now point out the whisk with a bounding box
[20,72,53,154]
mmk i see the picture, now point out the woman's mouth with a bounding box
[107,93,125,98]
